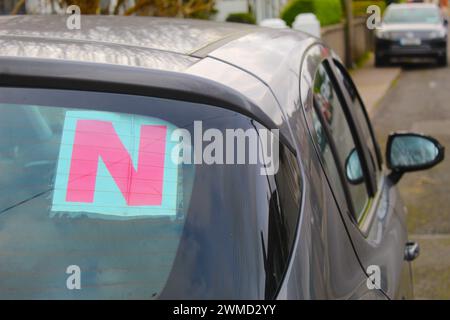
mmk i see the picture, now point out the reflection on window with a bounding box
[260,136,302,299]
[311,64,369,220]
[0,97,274,299]
[334,60,381,177]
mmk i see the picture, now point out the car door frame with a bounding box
[326,57,385,235]
[326,52,413,299]
[300,43,412,299]
[274,41,381,300]
[298,43,389,299]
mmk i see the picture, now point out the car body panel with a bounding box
[376,37,446,60]
[297,43,413,299]
[186,57,286,128]
[0,15,253,55]
[0,35,199,72]
[381,23,446,33]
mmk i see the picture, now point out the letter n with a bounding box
[66,119,167,206]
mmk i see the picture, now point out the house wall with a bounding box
[214,0,288,23]
[321,17,374,64]
[250,0,288,23]
[214,0,248,21]
[22,0,134,15]
[0,0,23,14]
[26,0,61,14]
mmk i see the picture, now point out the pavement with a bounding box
[354,55,450,299]
[351,55,402,116]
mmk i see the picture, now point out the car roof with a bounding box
[0,15,258,71]
[0,15,318,149]
[0,15,313,72]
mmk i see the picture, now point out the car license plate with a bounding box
[400,38,421,46]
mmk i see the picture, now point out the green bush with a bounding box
[353,1,387,17]
[280,0,314,27]
[314,0,343,26]
[280,0,343,27]
[226,12,256,25]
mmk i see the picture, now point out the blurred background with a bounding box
[1,0,449,299]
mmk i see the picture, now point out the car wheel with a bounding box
[438,53,448,67]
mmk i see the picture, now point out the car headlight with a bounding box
[376,29,391,40]
[429,29,447,39]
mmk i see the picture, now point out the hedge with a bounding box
[353,1,387,17]
[280,0,343,27]
[226,12,256,25]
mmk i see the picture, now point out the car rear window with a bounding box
[0,87,300,299]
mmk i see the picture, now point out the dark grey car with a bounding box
[0,16,444,299]
[375,3,448,66]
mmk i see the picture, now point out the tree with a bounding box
[343,0,353,67]
[121,0,216,18]
[60,0,101,14]
[10,0,25,14]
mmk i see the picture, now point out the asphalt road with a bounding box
[372,60,450,299]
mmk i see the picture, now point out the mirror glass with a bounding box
[345,149,363,184]
[389,135,439,169]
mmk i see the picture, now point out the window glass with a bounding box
[311,108,344,201]
[263,141,302,298]
[312,64,369,220]
[334,60,381,175]
[384,7,440,24]
[0,87,302,299]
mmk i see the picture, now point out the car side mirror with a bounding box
[444,18,448,26]
[386,132,445,183]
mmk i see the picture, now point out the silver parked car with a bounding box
[375,3,448,66]
[0,16,445,299]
